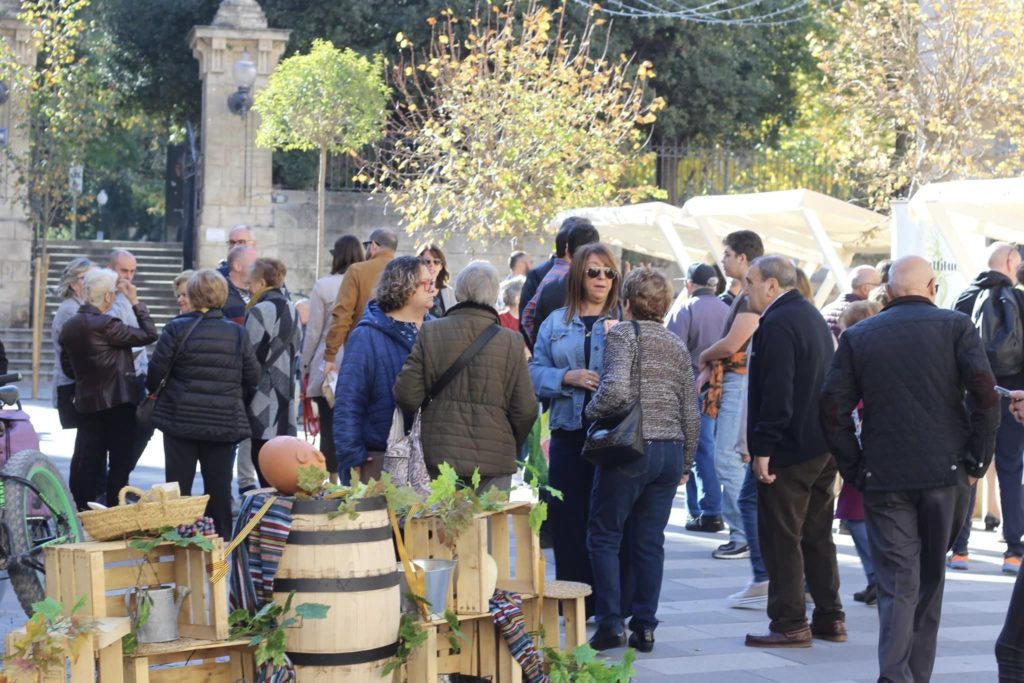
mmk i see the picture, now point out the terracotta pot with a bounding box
[257,436,326,495]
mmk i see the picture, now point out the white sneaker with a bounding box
[727,580,769,609]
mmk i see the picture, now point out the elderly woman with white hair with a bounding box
[394,260,538,491]
[59,268,158,510]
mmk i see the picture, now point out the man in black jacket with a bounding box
[743,255,844,649]
[951,241,1024,572]
[820,255,1000,683]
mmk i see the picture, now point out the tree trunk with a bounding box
[316,147,328,278]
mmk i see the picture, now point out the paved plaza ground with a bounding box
[1,400,1014,680]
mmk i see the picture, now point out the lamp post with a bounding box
[96,189,108,240]
[227,50,257,118]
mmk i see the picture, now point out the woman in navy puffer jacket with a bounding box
[334,256,435,483]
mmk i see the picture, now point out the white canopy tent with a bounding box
[904,177,1024,280]
[553,189,888,305]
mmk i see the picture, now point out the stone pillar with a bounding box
[188,0,289,270]
[0,5,37,327]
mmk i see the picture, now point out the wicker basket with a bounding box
[79,486,209,541]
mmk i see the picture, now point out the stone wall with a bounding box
[269,189,557,297]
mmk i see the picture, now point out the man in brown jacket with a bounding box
[394,261,537,491]
[323,228,398,375]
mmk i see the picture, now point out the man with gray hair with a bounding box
[106,248,154,463]
[952,241,1024,573]
[323,228,398,374]
[394,260,538,492]
[821,264,882,341]
[821,255,999,680]
[743,255,844,649]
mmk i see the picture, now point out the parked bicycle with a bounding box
[0,372,82,615]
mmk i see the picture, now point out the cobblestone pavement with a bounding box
[1,401,1015,680]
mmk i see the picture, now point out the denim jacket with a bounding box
[529,306,613,432]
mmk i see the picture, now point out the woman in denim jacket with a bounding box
[530,243,621,609]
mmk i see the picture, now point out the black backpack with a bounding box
[972,286,1024,377]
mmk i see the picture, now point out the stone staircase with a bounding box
[1,240,185,399]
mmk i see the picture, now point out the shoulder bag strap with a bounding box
[152,314,204,398]
[421,324,502,411]
[631,320,643,423]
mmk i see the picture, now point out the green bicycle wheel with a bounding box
[2,449,82,616]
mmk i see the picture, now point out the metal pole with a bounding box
[71,193,77,240]
[30,253,47,400]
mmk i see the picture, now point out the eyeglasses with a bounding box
[226,239,252,246]
[418,279,437,292]
[586,266,618,280]
[362,240,376,248]
[421,258,443,267]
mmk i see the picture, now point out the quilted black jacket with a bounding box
[820,296,1001,491]
[146,309,260,443]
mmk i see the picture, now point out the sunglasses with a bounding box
[226,239,252,246]
[362,240,375,248]
[586,266,618,280]
[421,258,443,267]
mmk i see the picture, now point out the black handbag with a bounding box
[56,382,79,429]
[582,320,645,468]
[136,315,204,426]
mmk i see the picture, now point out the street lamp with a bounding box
[96,189,108,240]
[227,50,257,118]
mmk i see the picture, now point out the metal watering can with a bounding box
[125,585,190,643]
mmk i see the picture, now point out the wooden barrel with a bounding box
[274,496,400,681]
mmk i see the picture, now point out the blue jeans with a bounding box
[847,519,875,585]
[739,462,768,582]
[714,372,747,545]
[588,440,683,630]
[686,395,722,519]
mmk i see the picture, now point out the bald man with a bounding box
[820,265,882,340]
[821,255,1000,683]
[952,241,1024,572]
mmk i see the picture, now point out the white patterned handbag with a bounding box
[383,407,431,495]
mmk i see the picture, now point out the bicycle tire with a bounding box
[2,449,82,616]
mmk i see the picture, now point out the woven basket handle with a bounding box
[118,486,148,507]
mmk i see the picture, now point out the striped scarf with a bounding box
[489,590,548,683]
[702,351,748,419]
[229,492,295,683]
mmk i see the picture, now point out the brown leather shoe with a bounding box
[745,626,812,648]
[811,620,848,642]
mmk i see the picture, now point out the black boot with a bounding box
[589,623,626,651]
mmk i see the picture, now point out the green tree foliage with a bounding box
[0,0,119,244]
[810,0,1024,209]
[371,1,665,243]
[254,40,388,274]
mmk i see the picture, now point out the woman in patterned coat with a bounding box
[245,257,301,487]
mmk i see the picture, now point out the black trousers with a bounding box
[70,403,137,511]
[250,439,272,489]
[864,478,969,683]
[757,452,844,633]
[164,434,237,540]
[997,565,1024,682]
[313,397,337,473]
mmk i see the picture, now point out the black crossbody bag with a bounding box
[582,321,645,468]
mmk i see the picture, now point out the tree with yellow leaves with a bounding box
[367,1,665,243]
[811,0,1024,210]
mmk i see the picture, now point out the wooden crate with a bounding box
[405,502,542,615]
[43,537,229,641]
[3,616,131,683]
[405,605,533,683]
[122,637,255,683]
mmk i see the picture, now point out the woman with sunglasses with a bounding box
[419,243,457,318]
[530,243,622,613]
